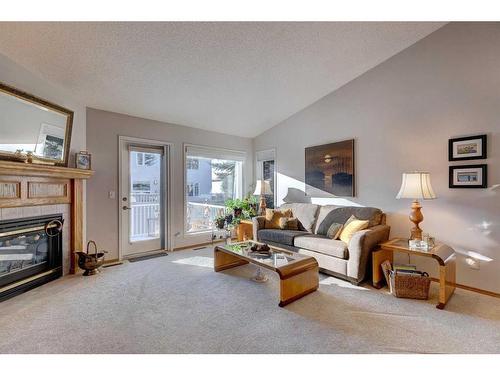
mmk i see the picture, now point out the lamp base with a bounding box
[259,195,267,216]
[409,200,424,240]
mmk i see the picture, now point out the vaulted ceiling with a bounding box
[0,22,445,137]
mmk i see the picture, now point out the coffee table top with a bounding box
[215,241,315,271]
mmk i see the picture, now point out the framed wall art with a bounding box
[449,164,487,188]
[448,134,487,161]
[305,139,355,197]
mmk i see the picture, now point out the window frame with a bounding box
[183,144,246,236]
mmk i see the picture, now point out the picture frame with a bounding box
[448,134,487,161]
[75,151,92,170]
[305,139,355,197]
[449,164,487,188]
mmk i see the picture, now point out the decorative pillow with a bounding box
[278,217,299,230]
[264,209,292,229]
[280,203,319,233]
[339,215,369,243]
[326,223,343,240]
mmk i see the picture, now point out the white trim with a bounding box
[118,135,173,260]
[183,143,247,237]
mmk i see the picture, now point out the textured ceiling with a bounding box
[0,22,445,137]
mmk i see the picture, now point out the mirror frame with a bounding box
[0,81,74,167]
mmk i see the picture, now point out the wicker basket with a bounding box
[389,271,431,300]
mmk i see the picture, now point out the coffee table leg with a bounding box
[214,248,248,272]
[437,256,456,309]
[279,267,319,307]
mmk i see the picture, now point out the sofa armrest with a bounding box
[252,216,266,240]
[347,224,391,282]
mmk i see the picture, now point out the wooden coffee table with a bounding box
[214,241,319,307]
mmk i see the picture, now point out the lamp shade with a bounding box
[253,180,272,195]
[396,172,436,200]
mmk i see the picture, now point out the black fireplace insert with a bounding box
[0,214,63,302]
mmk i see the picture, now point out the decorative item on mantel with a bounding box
[75,151,92,170]
[253,179,272,216]
[396,172,436,240]
[76,240,107,276]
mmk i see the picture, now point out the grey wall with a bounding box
[86,108,253,260]
[254,22,500,293]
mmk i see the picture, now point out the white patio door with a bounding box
[120,143,164,257]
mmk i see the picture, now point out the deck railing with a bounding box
[186,201,226,232]
[130,193,160,240]
[130,193,228,238]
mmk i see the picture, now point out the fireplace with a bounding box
[0,214,63,302]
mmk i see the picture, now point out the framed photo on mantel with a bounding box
[448,134,487,161]
[449,164,488,189]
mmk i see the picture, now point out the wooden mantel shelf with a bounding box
[0,160,93,179]
[0,159,93,274]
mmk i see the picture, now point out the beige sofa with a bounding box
[252,203,390,284]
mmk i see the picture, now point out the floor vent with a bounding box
[102,262,124,268]
[128,253,168,263]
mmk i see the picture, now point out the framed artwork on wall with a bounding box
[449,164,487,188]
[305,139,355,197]
[448,134,487,161]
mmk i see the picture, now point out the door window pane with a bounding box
[129,151,161,242]
[262,160,275,209]
[186,155,243,233]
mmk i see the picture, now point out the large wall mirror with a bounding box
[0,82,73,166]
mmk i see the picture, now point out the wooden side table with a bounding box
[372,238,456,309]
[237,220,253,241]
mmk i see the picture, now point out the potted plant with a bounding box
[215,215,226,229]
[225,198,244,218]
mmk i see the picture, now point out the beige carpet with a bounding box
[0,247,499,354]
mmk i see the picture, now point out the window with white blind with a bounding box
[184,145,245,233]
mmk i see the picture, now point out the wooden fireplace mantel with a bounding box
[0,160,93,274]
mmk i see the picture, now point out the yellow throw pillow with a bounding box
[339,215,369,243]
[264,209,292,229]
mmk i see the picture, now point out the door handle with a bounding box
[122,206,131,210]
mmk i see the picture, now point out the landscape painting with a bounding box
[305,139,355,197]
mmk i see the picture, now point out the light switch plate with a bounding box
[109,191,116,199]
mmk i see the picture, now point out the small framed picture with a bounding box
[448,134,487,161]
[75,151,92,170]
[449,164,487,188]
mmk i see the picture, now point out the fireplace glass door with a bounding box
[0,215,63,292]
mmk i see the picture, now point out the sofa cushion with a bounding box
[314,205,339,234]
[339,215,369,243]
[264,208,292,229]
[294,235,348,260]
[326,223,343,239]
[280,203,319,233]
[257,229,306,247]
[316,206,383,234]
[279,217,299,230]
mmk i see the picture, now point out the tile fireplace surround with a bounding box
[0,160,93,298]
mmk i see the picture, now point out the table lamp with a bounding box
[253,180,272,216]
[396,172,436,240]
